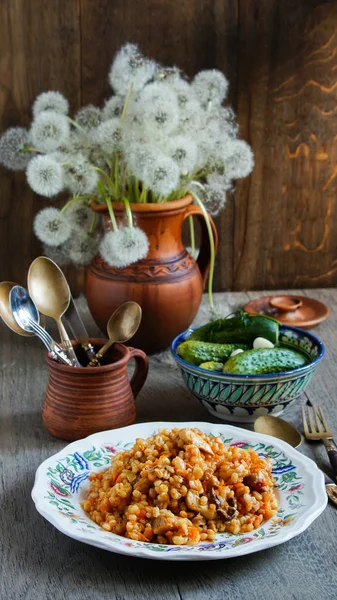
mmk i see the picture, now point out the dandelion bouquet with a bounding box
[0,43,253,308]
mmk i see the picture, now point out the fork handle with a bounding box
[323,438,337,482]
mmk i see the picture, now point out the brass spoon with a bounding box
[254,415,337,507]
[254,415,303,448]
[0,281,45,336]
[27,257,81,367]
[88,302,142,367]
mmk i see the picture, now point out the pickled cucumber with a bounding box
[199,361,224,371]
[188,311,279,345]
[223,347,309,375]
[177,341,248,366]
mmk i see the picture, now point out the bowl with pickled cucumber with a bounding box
[170,311,325,423]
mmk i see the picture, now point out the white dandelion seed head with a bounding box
[64,199,93,231]
[30,111,70,153]
[51,135,88,161]
[207,171,233,193]
[166,135,199,175]
[58,133,99,162]
[33,91,69,118]
[168,76,192,107]
[100,227,149,268]
[216,106,239,138]
[124,141,156,180]
[102,96,125,121]
[122,93,146,129]
[142,152,180,196]
[42,242,72,266]
[138,82,179,136]
[0,127,31,171]
[34,207,72,246]
[64,154,99,195]
[68,136,91,156]
[197,123,224,169]
[68,230,101,265]
[92,118,124,154]
[192,69,229,108]
[26,155,64,197]
[49,149,73,163]
[202,183,226,217]
[178,96,203,134]
[221,139,254,180]
[75,105,102,132]
[109,43,157,96]
[99,231,119,266]
[88,145,109,170]
[155,65,182,83]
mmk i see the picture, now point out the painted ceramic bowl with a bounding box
[31,422,327,560]
[171,325,325,423]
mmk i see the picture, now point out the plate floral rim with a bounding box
[31,421,327,561]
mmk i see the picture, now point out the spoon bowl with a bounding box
[28,257,80,367]
[107,301,142,344]
[254,415,303,448]
[9,285,40,333]
[88,302,142,366]
[28,257,70,319]
[0,281,46,336]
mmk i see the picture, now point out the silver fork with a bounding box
[302,404,337,482]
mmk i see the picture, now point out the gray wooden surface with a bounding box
[1,290,336,600]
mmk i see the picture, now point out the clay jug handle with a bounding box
[126,347,149,398]
[183,205,219,286]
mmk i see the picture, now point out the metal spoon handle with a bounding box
[88,339,114,367]
[56,318,82,368]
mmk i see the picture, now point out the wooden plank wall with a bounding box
[0,0,336,294]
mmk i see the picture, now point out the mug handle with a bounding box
[127,347,149,398]
[183,205,219,287]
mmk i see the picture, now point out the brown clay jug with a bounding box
[86,195,218,354]
[42,340,148,441]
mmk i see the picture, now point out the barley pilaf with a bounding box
[81,428,278,545]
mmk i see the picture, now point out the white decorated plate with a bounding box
[31,422,327,561]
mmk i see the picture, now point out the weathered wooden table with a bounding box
[1,290,336,600]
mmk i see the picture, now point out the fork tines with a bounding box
[302,404,332,439]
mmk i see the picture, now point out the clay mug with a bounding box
[42,338,148,441]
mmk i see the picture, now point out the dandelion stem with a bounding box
[133,177,139,202]
[121,196,133,228]
[114,152,119,198]
[121,83,134,121]
[89,211,97,233]
[139,187,147,203]
[67,117,86,135]
[188,215,195,256]
[95,167,115,196]
[105,195,118,232]
[27,146,41,154]
[189,185,215,310]
[60,195,91,214]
